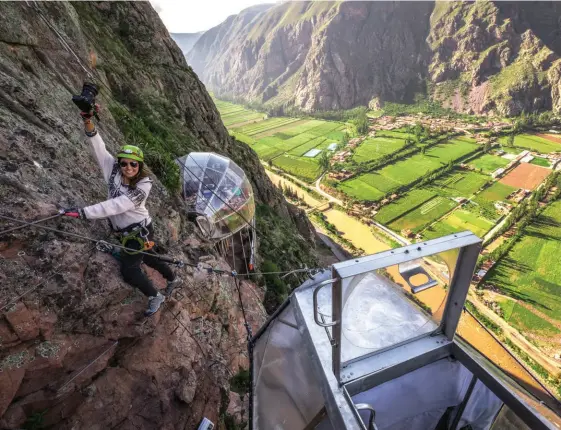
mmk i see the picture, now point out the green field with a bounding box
[476,181,516,202]
[352,137,407,164]
[429,170,490,198]
[272,155,321,182]
[471,181,517,222]
[530,157,550,168]
[374,189,437,224]
[424,207,494,239]
[378,169,493,235]
[340,139,479,200]
[469,154,510,174]
[498,134,561,154]
[485,199,561,336]
[388,196,457,232]
[508,303,561,337]
[215,100,347,182]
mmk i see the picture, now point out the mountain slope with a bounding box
[188,0,561,116]
[0,2,316,428]
[170,31,204,55]
[189,1,433,112]
[428,1,561,116]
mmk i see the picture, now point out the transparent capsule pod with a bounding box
[177,152,255,240]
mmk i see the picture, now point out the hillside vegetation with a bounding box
[188,0,561,117]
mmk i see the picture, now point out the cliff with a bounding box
[429,1,561,116]
[0,2,317,428]
[188,0,561,116]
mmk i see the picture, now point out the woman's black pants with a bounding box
[119,224,175,297]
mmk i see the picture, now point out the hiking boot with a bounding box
[164,276,182,297]
[144,292,165,317]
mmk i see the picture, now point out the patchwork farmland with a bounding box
[485,199,561,353]
[216,98,561,398]
[338,138,479,201]
[498,133,561,154]
[215,99,346,182]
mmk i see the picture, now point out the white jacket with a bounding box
[83,133,152,230]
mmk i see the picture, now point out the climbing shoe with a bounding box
[164,276,182,297]
[144,292,165,317]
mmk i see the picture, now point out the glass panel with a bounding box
[253,307,324,430]
[179,152,255,239]
[455,338,561,427]
[339,248,456,365]
[350,359,503,430]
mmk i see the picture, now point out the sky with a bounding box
[149,0,274,33]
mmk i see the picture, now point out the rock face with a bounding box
[0,2,316,428]
[429,1,561,116]
[188,0,561,116]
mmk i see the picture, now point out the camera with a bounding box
[72,82,98,113]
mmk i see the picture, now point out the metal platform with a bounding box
[251,232,560,430]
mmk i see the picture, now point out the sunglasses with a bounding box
[119,161,139,168]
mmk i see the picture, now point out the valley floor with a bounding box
[216,98,561,401]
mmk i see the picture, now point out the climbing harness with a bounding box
[116,223,154,255]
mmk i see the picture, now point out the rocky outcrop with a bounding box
[188,0,561,116]
[428,1,561,116]
[0,1,316,428]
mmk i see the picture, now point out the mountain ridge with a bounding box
[188,0,561,116]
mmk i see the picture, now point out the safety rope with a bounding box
[239,229,249,274]
[0,213,195,268]
[1,213,325,279]
[0,211,64,236]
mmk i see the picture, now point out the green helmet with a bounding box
[117,145,144,162]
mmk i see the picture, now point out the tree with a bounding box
[319,150,330,172]
[341,131,349,145]
[354,111,369,135]
[507,133,515,147]
[484,141,492,152]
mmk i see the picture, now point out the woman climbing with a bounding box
[65,102,181,316]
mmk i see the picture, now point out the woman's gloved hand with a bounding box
[80,103,100,120]
[63,208,87,220]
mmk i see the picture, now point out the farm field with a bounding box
[271,155,321,182]
[423,206,495,240]
[215,100,346,182]
[377,170,492,234]
[388,196,457,233]
[530,157,551,168]
[499,163,550,190]
[427,170,489,198]
[339,139,479,201]
[472,181,517,222]
[484,199,561,344]
[374,189,437,225]
[352,137,407,164]
[469,153,510,174]
[498,134,561,154]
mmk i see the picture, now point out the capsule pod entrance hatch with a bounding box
[177,152,255,240]
[250,232,561,430]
